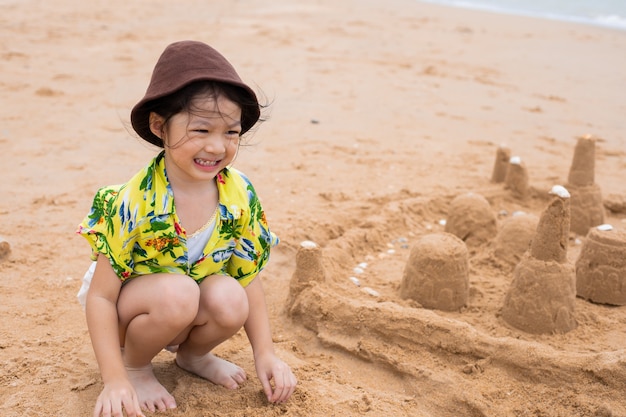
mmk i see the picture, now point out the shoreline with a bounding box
[415,0,626,32]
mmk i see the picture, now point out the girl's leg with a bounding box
[117,273,200,412]
[175,274,249,389]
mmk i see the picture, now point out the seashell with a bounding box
[361,287,380,297]
[549,185,570,199]
[596,224,613,231]
[300,240,318,249]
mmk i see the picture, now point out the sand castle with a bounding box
[288,240,326,305]
[491,144,511,183]
[444,192,497,247]
[576,225,626,305]
[0,236,10,261]
[566,135,605,235]
[400,233,469,311]
[504,156,529,199]
[493,212,539,267]
[501,186,577,334]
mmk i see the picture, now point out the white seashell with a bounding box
[438,219,447,226]
[349,277,361,287]
[361,287,380,297]
[353,267,365,274]
[574,238,582,245]
[387,249,396,254]
[597,224,614,231]
[509,156,521,165]
[512,210,526,217]
[300,240,318,249]
[357,262,368,269]
[549,185,570,199]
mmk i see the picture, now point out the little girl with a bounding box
[77,40,297,417]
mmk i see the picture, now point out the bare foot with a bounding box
[126,365,177,413]
[175,351,247,389]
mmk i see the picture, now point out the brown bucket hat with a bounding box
[130,40,260,147]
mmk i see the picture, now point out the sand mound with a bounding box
[288,186,626,416]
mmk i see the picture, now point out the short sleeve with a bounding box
[76,186,135,281]
[225,180,279,287]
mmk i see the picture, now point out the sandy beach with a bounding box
[1,0,626,415]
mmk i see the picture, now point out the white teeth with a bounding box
[195,158,218,167]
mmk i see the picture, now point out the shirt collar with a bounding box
[151,152,244,221]
[152,151,175,216]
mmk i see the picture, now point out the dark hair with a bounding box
[137,80,264,148]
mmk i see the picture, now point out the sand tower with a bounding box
[491,144,511,183]
[0,236,10,261]
[501,186,577,334]
[400,233,469,311]
[576,225,626,305]
[494,212,539,267]
[444,192,497,247]
[566,135,604,235]
[504,156,529,199]
[288,241,326,306]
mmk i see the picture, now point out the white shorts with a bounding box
[77,261,97,310]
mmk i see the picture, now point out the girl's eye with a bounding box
[227,130,241,136]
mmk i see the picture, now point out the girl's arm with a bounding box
[86,256,144,417]
[243,276,297,403]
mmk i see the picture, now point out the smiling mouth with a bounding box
[195,158,220,167]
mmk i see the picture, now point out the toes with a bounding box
[233,372,246,385]
[154,399,167,412]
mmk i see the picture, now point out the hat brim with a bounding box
[130,41,261,147]
[130,78,260,147]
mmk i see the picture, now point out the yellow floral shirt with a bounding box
[77,152,277,287]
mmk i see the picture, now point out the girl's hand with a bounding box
[254,353,297,404]
[93,380,145,417]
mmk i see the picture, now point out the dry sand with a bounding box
[1,0,626,415]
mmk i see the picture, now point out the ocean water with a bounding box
[417,0,626,30]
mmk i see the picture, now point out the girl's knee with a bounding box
[158,276,200,322]
[199,276,249,328]
[117,274,200,343]
[122,274,200,324]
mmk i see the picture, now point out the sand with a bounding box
[1,0,626,415]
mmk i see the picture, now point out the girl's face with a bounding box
[152,94,242,185]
